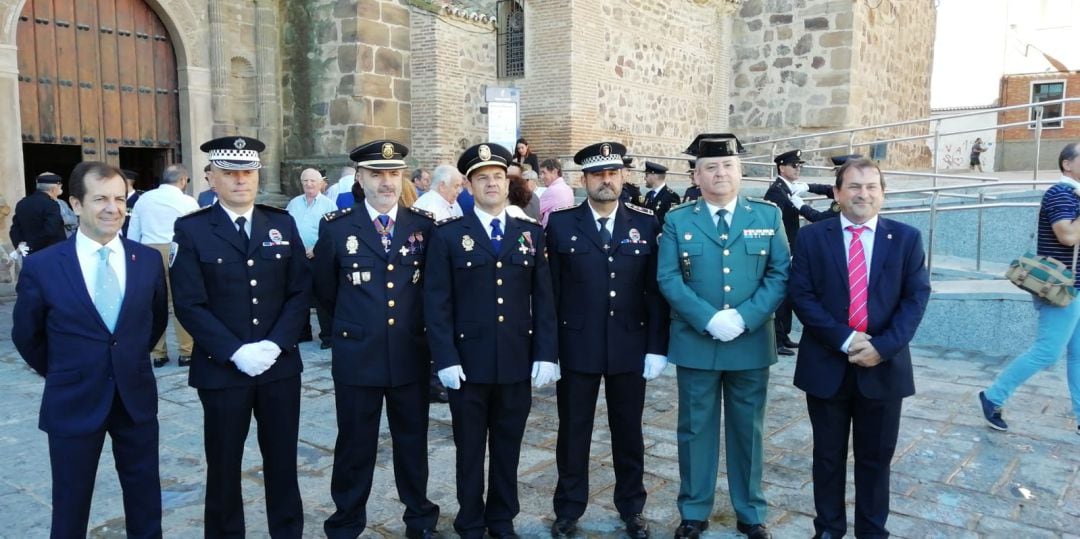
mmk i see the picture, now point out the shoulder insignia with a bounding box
[747,197,778,208]
[551,203,581,214]
[625,202,654,216]
[668,200,696,213]
[511,213,540,225]
[435,215,463,226]
[256,203,289,214]
[177,206,212,220]
[408,206,435,220]
[323,207,353,222]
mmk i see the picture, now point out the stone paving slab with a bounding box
[0,298,1076,538]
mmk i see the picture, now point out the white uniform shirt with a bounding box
[127,184,199,244]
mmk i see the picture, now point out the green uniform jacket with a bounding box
[657,196,791,371]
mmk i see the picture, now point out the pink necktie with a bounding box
[847,225,868,332]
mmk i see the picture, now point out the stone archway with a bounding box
[0,0,211,254]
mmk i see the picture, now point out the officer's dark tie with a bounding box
[598,217,611,249]
[490,218,503,253]
[716,209,729,237]
[235,216,249,250]
[645,190,656,206]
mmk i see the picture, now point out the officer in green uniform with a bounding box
[657,133,790,539]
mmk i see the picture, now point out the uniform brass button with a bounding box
[388,318,395,326]
[387,264,395,271]
[353,263,359,268]
[723,249,730,256]
[634,249,640,254]
[217,258,223,264]
[498,315,505,322]
[387,282,394,289]
[388,300,396,308]
[610,310,615,316]
[528,329,533,335]
[610,272,616,278]
[275,254,282,259]
[497,298,504,304]
[459,333,465,339]
[524,260,529,266]
[343,331,349,337]
[724,285,731,292]
[570,248,575,253]
[760,250,767,255]
[247,259,254,267]
[252,298,259,305]
[250,279,257,286]
[496,261,503,268]
[497,278,503,286]
[252,318,259,325]
[466,261,472,267]
[723,267,731,274]
[608,257,614,262]
[682,252,688,258]
[610,290,617,297]
[724,304,730,309]
[414,261,419,266]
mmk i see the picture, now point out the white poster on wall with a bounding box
[487,101,518,152]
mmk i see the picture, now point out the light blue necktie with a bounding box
[94,247,122,332]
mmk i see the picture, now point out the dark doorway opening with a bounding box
[22,144,82,194]
[119,148,174,192]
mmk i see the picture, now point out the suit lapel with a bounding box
[500,215,524,258]
[611,204,630,251]
[690,199,724,247]
[774,177,792,196]
[211,205,248,254]
[387,209,413,260]
[462,211,496,257]
[59,238,107,331]
[247,208,270,256]
[868,218,890,292]
[352,208,389,258]
[826,219,850,288]
[114,239,143,328]
[575,203,605,251]
[727,197,755,244]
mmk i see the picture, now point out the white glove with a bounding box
[17,242,29,256]
[256,340,282,358]
[642,354,668,380]
[706,309,746,342]
[231,343,277,377]
[788,194,805,209]
[531,361,559,388]
[792,182,810,196]
[438,365,466,390]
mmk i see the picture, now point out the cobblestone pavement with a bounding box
[0,299,1077,538]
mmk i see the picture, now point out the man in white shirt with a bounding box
[325,165,358,201]
[285,168,337,348]
[128,164,200,367]
[412,164,465,221]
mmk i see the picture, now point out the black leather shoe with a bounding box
[487,531,519,539]
[298,333,313,343]
[430,379,450,403]
[550,518,577,538]
[152,357,169,368]
[812,531,842,539]
[320,341,332,350]
[405,528,443,539]
[781,336,799,348]
[177,356,192,367]
[979,391,1008,431]
[673,520,707,538]
[776,345,795,356]
[623,513,649,538]
[736,521,772,539]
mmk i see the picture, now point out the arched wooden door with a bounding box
[16,0,180,190]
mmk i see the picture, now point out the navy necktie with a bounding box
[598,217,611,249]
[490,218,503,253]
[235,216,249,250]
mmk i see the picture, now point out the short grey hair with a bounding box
[429,164,460,190]
[522,170,538,181]
[161,164,188,185]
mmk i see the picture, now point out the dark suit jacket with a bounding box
[788,217,931,400]
[10,191,66,254]
[424,211,557,384]
[13,236,168,437]
[312,205,434,387]
[545,202,669,374]
[763,177,836,246]
[644,185,682,226]
[171,204,311,390]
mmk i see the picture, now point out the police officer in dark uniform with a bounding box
[682,160,702,203]
[546,142,670,539]
[314,140,442,539]
[642,161,682,226]
[10,172,67,255]
[424,142,558,539]
[170,136,310,539]
[121,169,144,237]
[620,157,645,206]
[763,149,838,355]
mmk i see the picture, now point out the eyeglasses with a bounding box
[787,163,802,169]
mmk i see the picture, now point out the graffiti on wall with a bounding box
[939,138,994,170]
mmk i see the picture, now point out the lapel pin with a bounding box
[887,233,893,240]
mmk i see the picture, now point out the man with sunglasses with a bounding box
[764,150,835,356]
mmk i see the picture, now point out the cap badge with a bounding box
[600,143,611,157]
[478,145,492,161]
[234,138,246,150]
[381,142,395,159]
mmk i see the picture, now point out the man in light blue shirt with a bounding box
[287,167,337,347]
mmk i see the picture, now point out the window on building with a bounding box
[1030,81,1065,129]
[497,0,524,78]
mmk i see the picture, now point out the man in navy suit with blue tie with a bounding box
[13,161,168,538]
[788,158,931,539]
[171,136,311,538]
[424,142,558,539]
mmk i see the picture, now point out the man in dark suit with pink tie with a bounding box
[788,158,931,539]
[13,161,168,538]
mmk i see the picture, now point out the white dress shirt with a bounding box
[220,205,255,237]
[587,202,617,236]
[363,200,399,225]
[76,230,127,302]
[839,213,878,352]
[127,184,200,244]
[473,206,509,240]
[412,190,462,221]
[704,198,738,228]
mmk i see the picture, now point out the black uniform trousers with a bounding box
[197,374,303,539]
[324,381,439,538]
[48,391,161,539]
[806,366,901,539]
[448,380,531,538]
[553,369,646,520]
[774,296,794,340]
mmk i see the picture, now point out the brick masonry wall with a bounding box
[998,72,1080,141]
